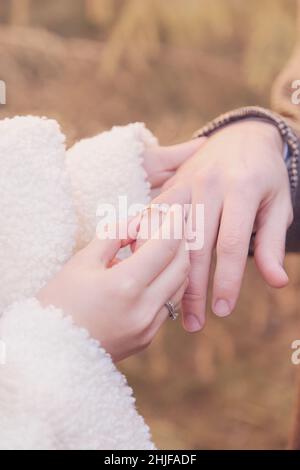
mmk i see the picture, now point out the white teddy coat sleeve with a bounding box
[66,123,157,247]
[0,117,155,450]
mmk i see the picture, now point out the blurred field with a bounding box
[1,0,300,450]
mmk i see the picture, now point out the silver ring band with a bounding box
[165,301,179,321]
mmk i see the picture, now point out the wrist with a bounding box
[230,119,284,155]
[194,106,300,193]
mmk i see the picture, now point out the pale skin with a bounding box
[154,120,293,332]
[38,205,190,362]
[38,120,293,359]
[37,140,202,362]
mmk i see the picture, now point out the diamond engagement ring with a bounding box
[165,301,179,321]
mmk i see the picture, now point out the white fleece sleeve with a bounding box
[0,117,154,450]
[0,116,77,312]
[66,123,158,247]
[0,298,154,450]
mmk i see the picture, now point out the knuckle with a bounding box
[119,276,141,299]
[227,172,254,194]
[190,247,207,261]
[229,164,264,189]
[185,279,205,300]
[165,241,178,258]
[217,233,241,255]
[183,291,205,305]
[195,168,217,188]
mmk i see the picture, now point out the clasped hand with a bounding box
[38,120,293,361]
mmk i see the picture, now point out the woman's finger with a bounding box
[134,204,169,252]
[116,205,185,286]
[147,239,190,305]
[150,279,188,335]
[82,220,136,267]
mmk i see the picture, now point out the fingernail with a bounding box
[214,299,231,317]
[184,314,202,332]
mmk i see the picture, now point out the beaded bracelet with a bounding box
[193,106,300,195]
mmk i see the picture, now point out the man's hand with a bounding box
[154,120,293,332]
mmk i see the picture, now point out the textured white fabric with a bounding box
[67,123,155,247]
[0,117,155,450]
[0,116,76,312]
[0,299,154,450]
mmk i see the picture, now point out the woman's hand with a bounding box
[37,206,190,362]
[143,138,205,189]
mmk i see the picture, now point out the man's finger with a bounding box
[254,197,291,288]
[148,239,190,305]
[182,185,222,332]
[212,193,258,317]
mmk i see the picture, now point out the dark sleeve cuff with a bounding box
[284,121,300,252]
[287,180,300,252]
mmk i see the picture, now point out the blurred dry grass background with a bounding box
[1,0,300,450]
